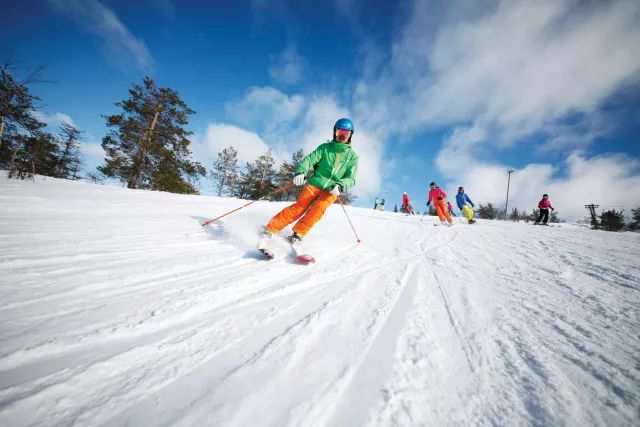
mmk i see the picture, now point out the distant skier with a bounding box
[380,197,386,211]
[456,186,476,224]
[446,201,456,217]
[402,192,414,214]
[374,197,379,210]
[258,118,359,255]
[426,182,453,225]
[534,194,554,225]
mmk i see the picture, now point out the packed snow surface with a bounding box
[0,175,639,426]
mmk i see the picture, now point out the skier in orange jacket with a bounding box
[426,182,453,225]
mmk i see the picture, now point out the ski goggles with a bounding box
[335,128,351,138]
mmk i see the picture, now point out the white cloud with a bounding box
[355,0,640,145]
[393,0,640,138]
[33,111,76,127]
[79,142,105,159]
[196,124,273,166]
[47,0,153,72]
[226,87,305,132]
[269,44,307,85]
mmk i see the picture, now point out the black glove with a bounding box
[551,207,555,211]
[426,202,431,207]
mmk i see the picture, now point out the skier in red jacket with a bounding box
[534,194,554,225]
[446,201,456,217]
[427,182,453,225]
[402,192,414,214]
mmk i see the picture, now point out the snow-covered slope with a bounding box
[1,175,638,426]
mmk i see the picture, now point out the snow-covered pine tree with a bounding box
[98,77,205,193]
[210,146,239,197]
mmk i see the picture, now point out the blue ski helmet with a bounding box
[334,118,354,133]
[333,118,354,143]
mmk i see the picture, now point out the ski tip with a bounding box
[259,248,275,260]
[297,254,316,264]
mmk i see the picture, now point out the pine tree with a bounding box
[8,129,59,179]
[0,62,57,178]
[549,209,559,223]
[97,77,205,193]
[338,188,357,204]
[509,207,520,221]
[599,209,625,231]
[55,122,82,180]
[477,203,498,219]
[530,208,540,222]
[210,146,239,196]
[630,207,640,230]
[240,150,276,200]
[274,149,304,201]
[394,204,398,213]
[427,204,437,216]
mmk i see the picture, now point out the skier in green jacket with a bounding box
[259,118,359,251]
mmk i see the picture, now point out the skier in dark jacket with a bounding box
[534,194,554,225]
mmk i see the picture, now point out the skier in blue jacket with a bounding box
[456,187,476,224]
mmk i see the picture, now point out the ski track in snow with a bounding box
[0,176,639,426]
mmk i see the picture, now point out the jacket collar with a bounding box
[330,140,351,152]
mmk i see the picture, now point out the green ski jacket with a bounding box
[295,140,359,191]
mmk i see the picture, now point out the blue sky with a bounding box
[2,0,639,217]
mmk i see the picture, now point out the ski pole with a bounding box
[201,183,295,227]
[337,196,362,243]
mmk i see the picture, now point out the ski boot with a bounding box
[258,229,274,259]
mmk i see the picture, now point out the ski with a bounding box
[257,231,315,263]
[296,254,316,264]
[290,242,315,264]
[259,248,275,260]
[289,234,316,264]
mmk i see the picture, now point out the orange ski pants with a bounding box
[265,184,337,237]
[435,199,453,223]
